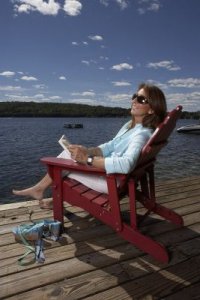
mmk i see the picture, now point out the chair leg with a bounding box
[128,179,137,229]
[153,203,184,226]
[119,223,169,263]
[138,168,184,227]
[51,167,64,223]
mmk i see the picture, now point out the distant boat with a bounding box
[64,123,83,129]
[177,124,200,133]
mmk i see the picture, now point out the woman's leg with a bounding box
[12,149,108,209]
[58,150,108,194]
[68,173,108,194]
[12,150,70,207]
[12,173,52,201]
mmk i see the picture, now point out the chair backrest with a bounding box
[136,105,182,168]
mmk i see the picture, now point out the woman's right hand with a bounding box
[68,145,88,162]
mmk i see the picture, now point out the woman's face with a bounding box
[130,88,153,121]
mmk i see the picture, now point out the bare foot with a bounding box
[39,199,53,210]
[12,186,44,200]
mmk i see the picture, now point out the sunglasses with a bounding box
[132,93,149,105]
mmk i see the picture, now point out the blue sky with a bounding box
[0,0,199,111]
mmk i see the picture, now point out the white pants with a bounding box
[57,150,108,194]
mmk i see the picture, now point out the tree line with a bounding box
[0,101,199,119]
[0,102,129,117]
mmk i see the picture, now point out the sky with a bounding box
[0,0,200,112]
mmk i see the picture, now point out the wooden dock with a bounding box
[0,176,200,299]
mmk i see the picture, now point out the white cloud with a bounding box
[21,75,38,81]
[0,71,15,77]
[112,81,131,86]
[59,76,67,80]
[63,0,82,16]
[168,78,200,88]
[111,63,133,71]
[49,96,61,100]
[4,94,32,102]
[167,91,200,111]
[0,85,23,91]
[68,98,99,105]
[16,3,32,13]
[107,93,131,102]
[100,0,129,10]
[88,35,103,41]
[99,0,109,6]
[148,2,160,12]
[81,60,90,65]
[116,0,129,10]
[147,60,181,71]
[12,0,130,17]
[72,41,88,46]
[100,56,109,60]
[137,0,161,15]
[34,93,45,99]
[71,91,95,97]
[3,93,61,103]
[14,0,60,15]
[33,84,47,89]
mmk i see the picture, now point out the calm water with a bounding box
[0,117,199,204]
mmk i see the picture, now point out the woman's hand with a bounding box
[68,145,88,164]
[68,145,105,169]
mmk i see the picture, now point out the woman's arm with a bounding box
[68,145,105,169]
[88,147,103,157]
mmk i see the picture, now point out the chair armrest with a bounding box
[41,156,126,180]
[41,157,106,175]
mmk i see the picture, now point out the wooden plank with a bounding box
[0,243,143,298]
[156,175,200,188]
[0,200,39,211]
[0,176,200,300]
[0,209,52,227]
[83,254,200,300]
[155,182,200,198]
[82,189,102,200]
[4,234,200,300]
[1,218,200,297]
[163,280,200,299]
[0,233,127,277]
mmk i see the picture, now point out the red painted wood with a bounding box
[41,106,183,263]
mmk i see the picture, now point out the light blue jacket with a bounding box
[99,121,153,174]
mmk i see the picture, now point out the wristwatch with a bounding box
[87,155,93,166]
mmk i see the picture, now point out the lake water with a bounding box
[0,117,199,204]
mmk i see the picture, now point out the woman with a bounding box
[13,83,167,208]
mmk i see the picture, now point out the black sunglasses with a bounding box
[132,93,149,105]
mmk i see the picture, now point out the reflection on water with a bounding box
[0,117,199,203]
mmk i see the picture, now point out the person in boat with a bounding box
[12,83,167,209]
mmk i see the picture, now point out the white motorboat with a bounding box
[177,124,200,133]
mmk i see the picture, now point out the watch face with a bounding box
[87,156,93,165]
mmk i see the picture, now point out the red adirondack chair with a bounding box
[41,105,183,263]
